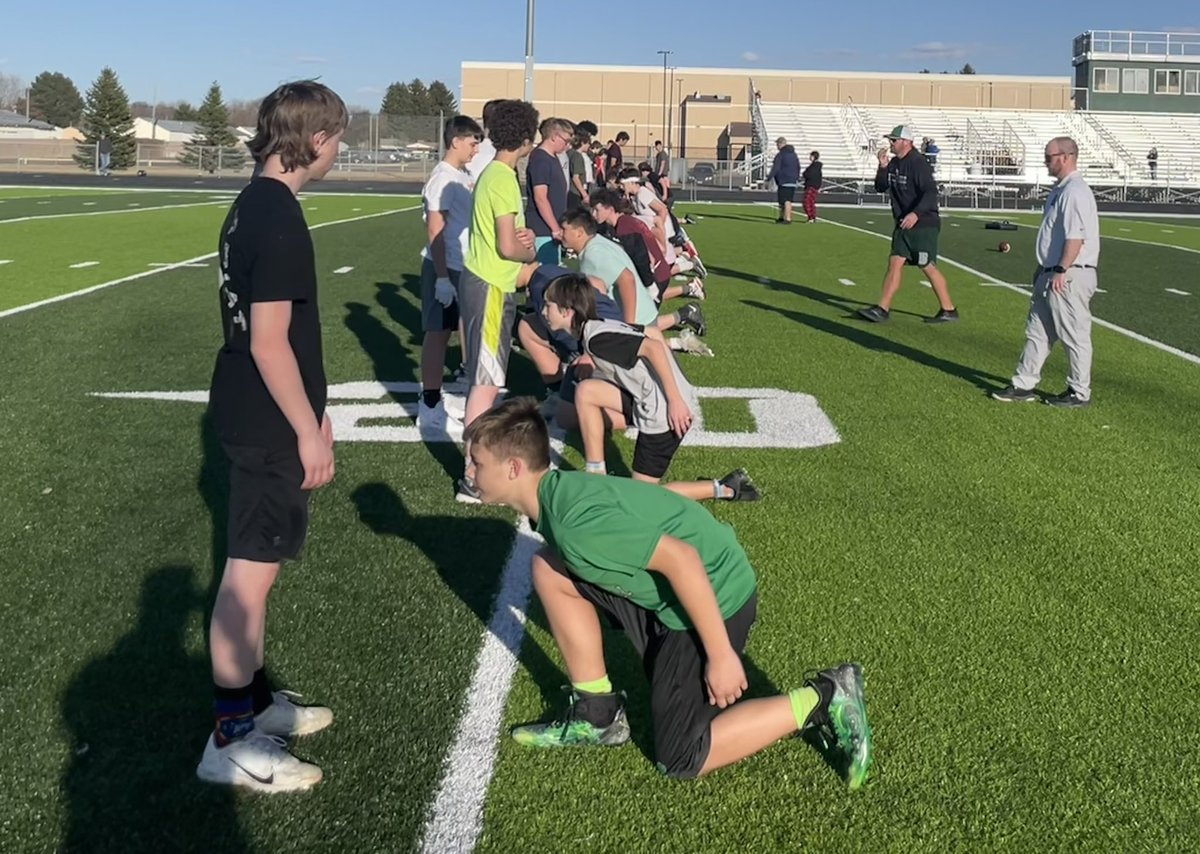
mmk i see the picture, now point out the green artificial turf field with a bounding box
[0,187,1197,852]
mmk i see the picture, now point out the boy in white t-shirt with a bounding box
[465,100,501,180]
[419,115,483,435]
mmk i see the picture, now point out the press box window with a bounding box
[1122,68,1149,94]
[1185,70,1200,96]
[1154,69,1181,95]
[1092,67,1120,93]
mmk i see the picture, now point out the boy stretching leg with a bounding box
[198,81,347,791]
[464,399,874,784]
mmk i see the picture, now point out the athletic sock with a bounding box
[712,479,723,499]
[791,674,835,731]
[422,388,442,408]
[572,675,613,695]
[585,461,606,474]
[213,683,255,746]
[250,668,273,715]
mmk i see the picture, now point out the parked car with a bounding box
[690,162,717,184]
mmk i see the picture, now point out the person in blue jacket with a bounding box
[766,137,801,224]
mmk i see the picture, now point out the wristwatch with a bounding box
[1050,265,1066,273]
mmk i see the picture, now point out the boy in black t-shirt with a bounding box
[197,81,348,793]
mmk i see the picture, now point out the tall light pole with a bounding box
[656,50,672,147]
[666,66,676,152]
[524,0,536,102]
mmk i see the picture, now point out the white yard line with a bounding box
[838,278,856,286]
[0,205,419,320]
[419,432,567,854]
[823,217,1200,366]
[0,259,12,265]
[69,261,99,269]
[1165,288,1191,296]
[0,200,228,226]
[333,266,354,274]
[959,214,1200,256]
[417,517,540,854]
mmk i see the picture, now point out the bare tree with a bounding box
[0,72,26,113]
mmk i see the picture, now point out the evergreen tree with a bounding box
[381,81,413,117]
[74,67,136,172]
[29,71,84,128]
[173,101,199,121]
[428,80,458,116]
[180,82,245,173]
[959,63,977,75]
[407,79,431,114]
[428,80,456,115]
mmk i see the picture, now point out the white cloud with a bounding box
[901,41,970,61]
[741,51,760,62]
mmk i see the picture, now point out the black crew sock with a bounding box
[250,668,273,715]
[422,388,442,409]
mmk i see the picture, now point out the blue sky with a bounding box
[3,0,1197,108]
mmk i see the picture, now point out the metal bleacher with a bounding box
[757,101,1200,187]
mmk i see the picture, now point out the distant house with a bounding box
[133,117,202,142]
[0,110,59,139]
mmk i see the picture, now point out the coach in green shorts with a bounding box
[463,398,874,785]
[857,124,959,324]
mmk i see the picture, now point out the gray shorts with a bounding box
[419,257,461,333]
[459,268,517,388]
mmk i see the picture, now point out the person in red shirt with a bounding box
[590,187,703,304]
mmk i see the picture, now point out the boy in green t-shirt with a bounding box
[457,98,540,503]
[463,398,874,785]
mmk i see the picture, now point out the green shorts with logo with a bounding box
[890,225,939,267]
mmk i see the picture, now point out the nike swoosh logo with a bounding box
[229,758,274,785]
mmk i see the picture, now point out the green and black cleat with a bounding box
[511,689,630,748]
[807,663,874,790]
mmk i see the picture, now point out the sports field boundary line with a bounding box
[417,515,541,854]
[0,183,422,198]
[0,199,231,226]
[418,434,568,854]
[0,205,420,321]
[957,214,1200,256]
[821,218,1200,367]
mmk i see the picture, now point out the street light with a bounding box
[656,50,672,148]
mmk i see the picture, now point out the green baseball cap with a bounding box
[885,125,915,141]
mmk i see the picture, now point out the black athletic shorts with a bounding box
[632,429,683,480]
[776,185,797,205]
[224,443,310,563]
[571,578,758,779]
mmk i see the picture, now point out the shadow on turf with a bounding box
[344,279,546,484]
[743,298,1006,391]
[60,564,251,853]
[350,482,567,710]
[708,264,924,321]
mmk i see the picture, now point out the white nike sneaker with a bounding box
[254,690,334,737]
[196,730,322,792]
[417,400,462,442]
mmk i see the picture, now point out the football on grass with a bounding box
[999,241,1011,253]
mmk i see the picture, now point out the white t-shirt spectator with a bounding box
[420,161,474,271]
[466,137,496,181]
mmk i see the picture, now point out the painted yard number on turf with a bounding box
[91,381,841,449]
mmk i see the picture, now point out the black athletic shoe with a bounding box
[455,477,482,504]
[719,468,762,501]
[775,217,786,223]
[924,308,959,324]
[1046,389,1090,408]
[856,305,890,323]
[677,303,707,337]
[990,385,1037,403]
